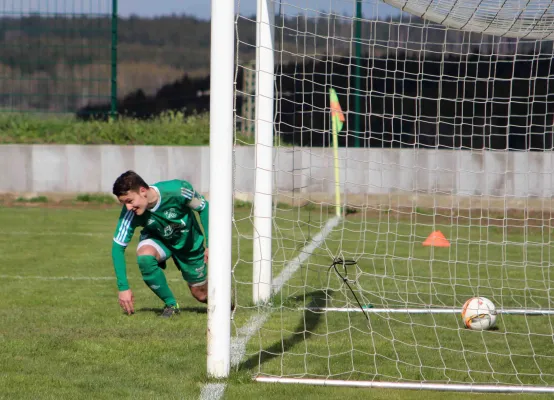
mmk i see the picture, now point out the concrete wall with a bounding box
[0,145,211,194]
[1,145,553,199]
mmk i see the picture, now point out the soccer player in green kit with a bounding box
[111,170,209,317]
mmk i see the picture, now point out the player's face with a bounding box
[118,188,148,215]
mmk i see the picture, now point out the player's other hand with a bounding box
[118,289,135,315]
[204,248,209,264]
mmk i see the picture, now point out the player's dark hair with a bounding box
[112,170,149,196]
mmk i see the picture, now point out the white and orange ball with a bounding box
[461,297,497,331]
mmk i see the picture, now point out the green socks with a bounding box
[137,255,177,306]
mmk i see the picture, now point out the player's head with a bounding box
[113,171,150,215]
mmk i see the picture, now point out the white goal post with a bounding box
[207,0,234,379]
[209,0,554,394]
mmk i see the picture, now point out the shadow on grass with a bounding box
[136,306,207,315]
[238,289,331,371]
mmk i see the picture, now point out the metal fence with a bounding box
[0,0,117,117]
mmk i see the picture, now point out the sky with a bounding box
[10,0,400,21]
[118,0,214,20]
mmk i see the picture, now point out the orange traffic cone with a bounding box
[422,231,450,247]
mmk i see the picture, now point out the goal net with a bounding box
[231,0,554,392]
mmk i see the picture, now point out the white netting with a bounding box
[232,0,554,391]
[384,0,554,39]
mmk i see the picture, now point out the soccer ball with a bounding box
[461,297,497,331]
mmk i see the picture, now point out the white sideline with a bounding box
[0,231,108,236]
[0,275,183,283]
[199,216,340,400]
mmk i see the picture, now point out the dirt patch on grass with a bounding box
[343,206,554,230]
[271,192,554,230]
[2,191,553,228]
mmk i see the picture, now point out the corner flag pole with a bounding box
[330,88,345,218]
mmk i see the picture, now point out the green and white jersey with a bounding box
[113,179,208,252]
[111,179,209,291]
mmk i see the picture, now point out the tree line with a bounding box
[79,48,554,151]
[1,14,553,150]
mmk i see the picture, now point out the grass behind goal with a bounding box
[248,206,554,387]
[0,204,552,399]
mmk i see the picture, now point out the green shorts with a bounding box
[137,236,207,286]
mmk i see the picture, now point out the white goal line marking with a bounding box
[201,216,340,400]
[199,383,226,400]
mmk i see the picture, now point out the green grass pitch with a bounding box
[1,204,553,399]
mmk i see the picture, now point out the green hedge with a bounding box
[0,112,254,145]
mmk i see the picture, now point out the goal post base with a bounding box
[255,376,554,393]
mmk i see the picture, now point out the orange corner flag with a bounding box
[423,231,450,247]
[329,88,345,133]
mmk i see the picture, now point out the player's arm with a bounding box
[112,208,138,314]
[181,181,209,248]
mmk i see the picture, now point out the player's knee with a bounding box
[137,255,158,277]
[193,292,207,303]
[137,244,160,259]
[190,284,207,303]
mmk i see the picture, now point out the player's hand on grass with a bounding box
[204,248,209,264]
[118,289,135,315]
